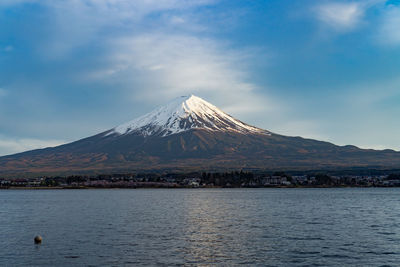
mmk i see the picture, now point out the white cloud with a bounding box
[315,2,364,32]
[0,0,282,154]
[0,0,275,118]
[378,5,400,46]
[0,136,64,156]
[0,0,215,10]
[170,16,185,25]
[88,33,277,118]
[5,0,216,58]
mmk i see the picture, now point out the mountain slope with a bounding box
[1,95,400,176]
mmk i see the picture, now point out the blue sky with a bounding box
[1,0,400,156]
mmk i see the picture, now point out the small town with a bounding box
[2,171,400,189]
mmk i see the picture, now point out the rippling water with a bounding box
[1,188,400,266]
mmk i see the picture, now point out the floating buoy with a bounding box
[34,235,42,244]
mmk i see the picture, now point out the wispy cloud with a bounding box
[88,33,276,117]
[0,0,280,156]
[51,1,278,117]
[314,2,365,32]
[10,0,216,58]
[377,5,400,46]
[0,136,64,156]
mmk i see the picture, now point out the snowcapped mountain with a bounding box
[107,95,269,137]
[1,94,400,176]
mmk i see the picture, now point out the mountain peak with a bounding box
[108,95,270,137]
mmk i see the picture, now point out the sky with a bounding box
[0,0,400,156]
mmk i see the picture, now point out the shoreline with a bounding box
[1,185,398,190]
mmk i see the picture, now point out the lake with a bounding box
[1,188,400,266]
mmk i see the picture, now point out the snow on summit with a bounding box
[108,95,269,137]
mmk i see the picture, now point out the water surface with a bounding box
[1,188,400,266]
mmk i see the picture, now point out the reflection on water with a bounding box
[181,191,274,265]
[1,188,400,266]
[183,192,238,264]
